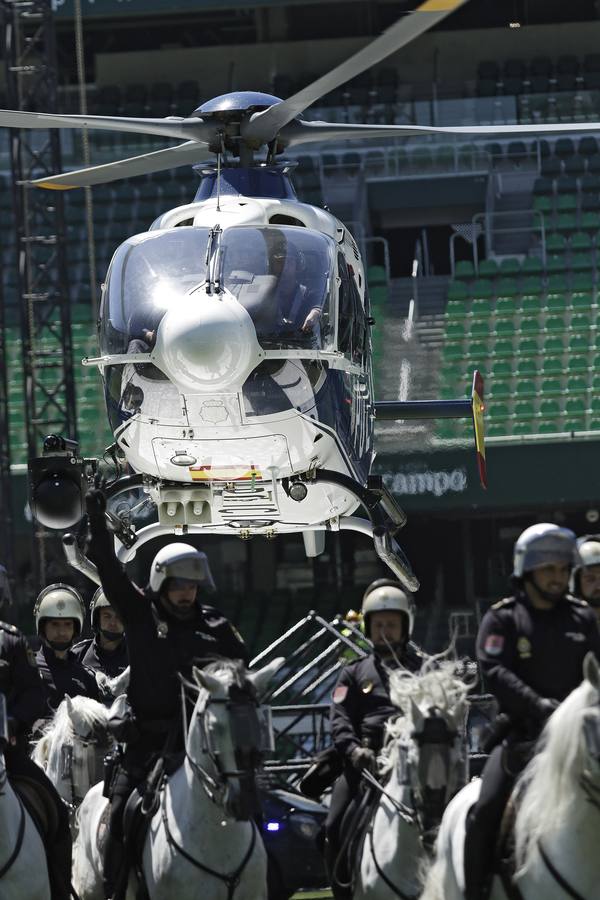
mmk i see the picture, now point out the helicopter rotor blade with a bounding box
[243,0,468,144]
[29,141,205,190]
[0,108,212,142]
[283,118,600,147]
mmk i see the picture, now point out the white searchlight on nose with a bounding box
[153,290,263,394]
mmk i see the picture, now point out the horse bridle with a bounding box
[179,677,263,803]
[158,676,262,900]
[359,710,460,900]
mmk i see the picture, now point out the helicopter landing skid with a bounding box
[62,470,419,592]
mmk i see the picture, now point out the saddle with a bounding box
[10,774,60,845]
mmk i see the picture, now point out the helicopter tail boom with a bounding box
[375,370,487,489]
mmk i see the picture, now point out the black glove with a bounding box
[536,698,559,721]
[349,746,377,772]
[86,487,107,519]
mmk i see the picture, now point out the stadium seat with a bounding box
[568,333,590,353]
[565,397,586,416]
[541,357,563,375]
[545,315,565,332]
[566,375,588,394]
[491,339,514,358]
[470,298,492,318]
[517,337,539,356]
[521,316,541,334]
[447,281,468,302]
[539,398,561,417]
[496,296,518,316]
[538,420,560,434]
[478,260,498,278]
[570,313,591,330]
[544,293,566,311]
[514,380,536,398]
[520,295,542,314]
[446,299,468,319]
[471,279,494,299]
[495,319,515,338]
[455,260,475,278]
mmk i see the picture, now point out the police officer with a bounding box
[73,587,128,679]
[571,535,600,624]
[85,486,248,900]
[325,580,423,900]
[464,523,600,900]
[34,583,102,712]
[0,619,73,899]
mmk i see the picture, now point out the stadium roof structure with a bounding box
[53,0,369,20]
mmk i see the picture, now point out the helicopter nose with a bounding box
[153,292,262,394]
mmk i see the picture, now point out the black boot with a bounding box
[463,807,493,900]
[324,835,352,900]
[46,834,73,900]
[103,834,127,900]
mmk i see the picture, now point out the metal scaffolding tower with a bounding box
[2,0,77,589]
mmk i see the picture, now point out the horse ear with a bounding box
[192,666,221,694]
[584,652,600,690]
[65,695,75,716]
[247,657,285,696]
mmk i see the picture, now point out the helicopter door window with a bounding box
[349,274,366,363]
[100,228,210,358]
[220,226,335,352]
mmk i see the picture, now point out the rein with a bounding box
[160,788,257,900]
[366,823,419,900]
[361,769,418,825]
[538,841,588,900]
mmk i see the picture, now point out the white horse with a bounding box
[0,740,51,900]
[73,657,283,900]
[422,651,600,900]
[351,659,471,900]
[32,695,113,812]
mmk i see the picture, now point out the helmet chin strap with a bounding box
[526,573,567,605]
[99,628,124,643]
[45,638,73,652]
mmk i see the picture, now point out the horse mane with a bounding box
[33,694,109,755]
[202,658,247,690]
[379,658,473,777]
[514,678,598,873]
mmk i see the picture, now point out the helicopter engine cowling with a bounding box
[153,289,263,394]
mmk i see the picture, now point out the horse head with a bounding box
[187,657,283,821]
[34,695,112,808]
[384,660,472,838]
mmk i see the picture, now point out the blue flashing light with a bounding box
[265,821,281,832]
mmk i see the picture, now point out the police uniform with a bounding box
[36,643,101,712]
[325,643,423,899]
[72,635,129,679]
[87,497,248,900]
[0,621,73,900]
[464,591,600,899]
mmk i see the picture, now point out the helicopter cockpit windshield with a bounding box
[100,225,336,358]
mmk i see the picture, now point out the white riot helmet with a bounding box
[34,583,85,639]
[149,543,216,595]
[513,523,579,578]
[361,579,415,639]
[571,535,600,596]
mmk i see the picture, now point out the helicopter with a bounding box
[3,0,587,589]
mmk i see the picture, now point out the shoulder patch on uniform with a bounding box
[483,634,505,656]
[491,597,515,610]
[332,685,348,703]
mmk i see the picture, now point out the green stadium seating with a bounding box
[538,420,560,434]
[478,259,498,278]
[469,320,490,339]
[542,357,563,375]
[491,339,514,358]
[569,355,589,372]
[522,257,544,276]
[471,279,494,299]
[544,293,566,311]
[543,335,565,355]
[514,400,535,419]
[447,281,468,302]
[570,232,593,251]
[455,260,475,278]
[517,338,539,356]
[496,277,519,297]
[515,359,538,377]
[545,315,566,332]
[520,294,542,314]
[571,252,595,271]
[446,300,468,319]
[541,377,562,395]
[565,397,586,416]
[514,379,536,397]
[571,313,591,330]
[566,375,588,393]
[571,291,594,308]
[568,333,590,353]
[540,398,561,417]
[470,298,492,318]
[488,402,509,420]
[496,296,518,316]
[521,316,541,334]
[495,319,515,338]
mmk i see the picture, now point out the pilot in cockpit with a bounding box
[270,243,324,344]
